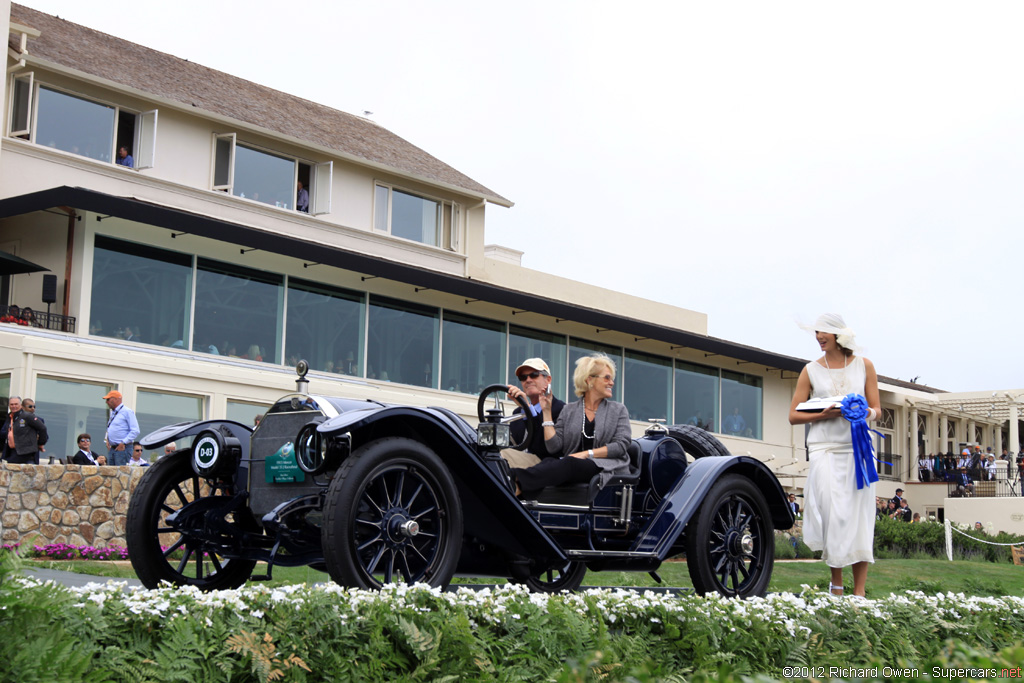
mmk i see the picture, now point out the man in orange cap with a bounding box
[103,390,139,466]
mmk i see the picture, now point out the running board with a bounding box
[565,549,660,560]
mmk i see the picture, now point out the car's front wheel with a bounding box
[126,451,257,590]
[321,437,463,589]
[685,473,774,598]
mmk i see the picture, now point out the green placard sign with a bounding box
[265,441,305,484]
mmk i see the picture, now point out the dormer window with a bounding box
[6,77,157,168]
[374,183,461,250]
[212,133,332,214]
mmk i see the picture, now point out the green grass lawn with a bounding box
[22,557,1023,598]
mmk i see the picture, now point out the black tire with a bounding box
[518,560,587,593]
[126,451,257,590]
[685,473,774,598]
[666,424,731,459]
[321,437,463,589]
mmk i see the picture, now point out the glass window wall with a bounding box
[624,350,671,423]
[233,144,295,209]
[507,326,567,400]
[91,236,192,347]
[136,390,204,459]
[441,312,505,394]
[285,279,364,375]
[34,377,112,460]
[226,400,268,427]
[367,296,438,388]
[674,361,719,432]
[721,370,762,439]
[36,86,115,162]
[193,259,283,364]
[569,339,622,401]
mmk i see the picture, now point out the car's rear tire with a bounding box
[321,437,462,589]
[517,560,587,593]
[126,451,257,590]
[685,473,774,598]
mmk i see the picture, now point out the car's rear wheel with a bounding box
[321,437,462,589]
[517,560,587,593]
[127,451,257,590]
[685,473,774,598]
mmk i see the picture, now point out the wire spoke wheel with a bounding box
[127,451,256,590]
[323,437,462,589]
[686,473,774,598]
[517,560,587,593]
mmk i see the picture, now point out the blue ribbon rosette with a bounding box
[840,393,884,490]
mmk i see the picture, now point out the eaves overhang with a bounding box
[0,186,808,374]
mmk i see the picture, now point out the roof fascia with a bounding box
[17,55,513,208]
[0,186,804,372]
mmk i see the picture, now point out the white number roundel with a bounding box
[194,435,219,470]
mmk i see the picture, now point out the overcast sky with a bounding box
[19,1,1024,392]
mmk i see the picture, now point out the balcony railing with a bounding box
[0,306,76,333]
[947,478,1021,499]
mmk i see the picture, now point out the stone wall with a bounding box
[0,463,146,549]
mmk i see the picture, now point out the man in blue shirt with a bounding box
[117,146,134,168]
[103,390,139,466]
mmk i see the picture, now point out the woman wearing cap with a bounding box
[511,353,631,498]
[789,314,880,597]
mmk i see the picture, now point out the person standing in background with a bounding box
[104,390,139,466]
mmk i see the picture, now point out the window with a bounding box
[0,375,8,404]
[569,339,622,401]
[226,400,269,427]
[90,236,192,347]
[367,295,438,387]
[211,134,331,213]
[624,350,672,423]
[285,279,364,374]
[721,370,762,439]
[374,183,459,248]
[136,390,204,456]
[441,312,505,394]
[8,71,33,137]
[507,326,567,398]
[35,377,112,459]
[674,361,719,432]
[36,86,115,162]
[193,259,283,364]
[10,81,158,168]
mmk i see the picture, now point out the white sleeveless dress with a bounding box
[803,356,876,568]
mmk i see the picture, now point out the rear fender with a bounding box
[630,455,794,558]
[319,407,567,567]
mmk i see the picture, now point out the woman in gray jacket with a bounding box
[512,354,631,498]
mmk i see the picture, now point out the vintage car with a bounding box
[127,362,794,597]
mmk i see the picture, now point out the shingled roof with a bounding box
[8,3,509,205]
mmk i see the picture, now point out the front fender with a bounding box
[630,455,794,558]
[139,419,253,462]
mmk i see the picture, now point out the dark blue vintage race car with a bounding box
[127,363,794,597]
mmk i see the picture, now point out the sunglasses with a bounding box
[23,404,34,409]
[517,371,544,381]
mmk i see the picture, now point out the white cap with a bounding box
[514,358,550,377]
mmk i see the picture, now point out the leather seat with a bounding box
[531,441,641,506]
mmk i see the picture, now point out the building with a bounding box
[2,4,1021,531]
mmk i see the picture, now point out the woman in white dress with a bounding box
[788,314,881,597]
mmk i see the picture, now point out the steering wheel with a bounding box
[476,384,535,450]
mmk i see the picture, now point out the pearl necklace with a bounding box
[823,354,849,396]
[582,403,598,439]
